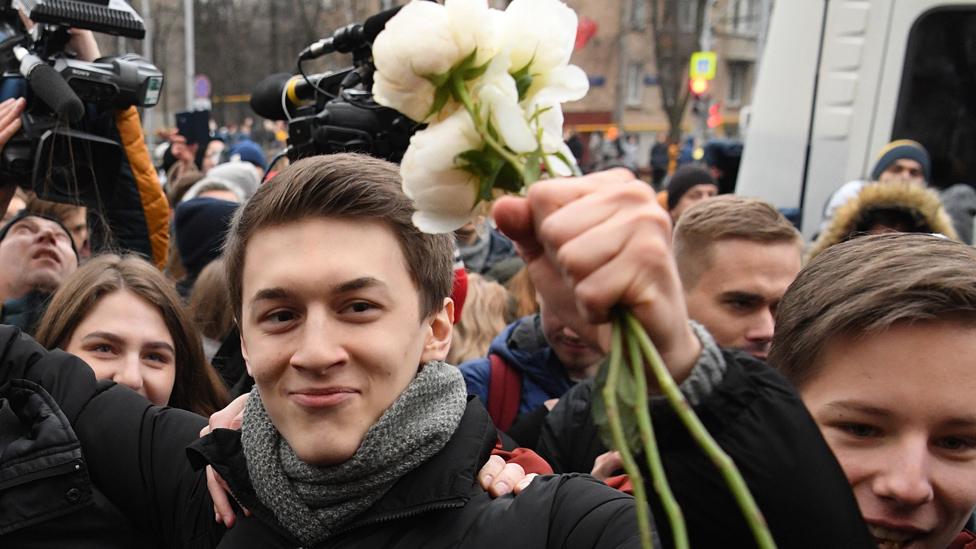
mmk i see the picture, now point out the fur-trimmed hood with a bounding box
[807,181,959,262]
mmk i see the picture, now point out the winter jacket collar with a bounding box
[187,396,495,542]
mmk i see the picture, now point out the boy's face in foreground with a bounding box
[240,217,451,465]
[801,321,976,549]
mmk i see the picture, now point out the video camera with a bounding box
[0,0,163,206]
[249,6,416,165]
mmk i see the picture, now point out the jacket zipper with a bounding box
[0,458,84,492]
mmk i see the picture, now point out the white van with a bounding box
[736,0,976,239]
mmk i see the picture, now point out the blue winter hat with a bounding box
[869,139,931,182]
[229,140,268,172]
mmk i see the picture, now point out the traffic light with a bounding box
[689,76,709,98]
[707,101,722,129]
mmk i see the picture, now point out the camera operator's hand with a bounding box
[67,29,101,62]
[0,98,25,144]
[492,169,702,385]
[0,98,26,214]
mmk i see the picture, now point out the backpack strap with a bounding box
[487,353,522,433]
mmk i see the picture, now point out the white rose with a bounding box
[401,109,485,233]
[525,101,577,176]
[522,64,588,175]
[372,0,498,122]
[500,0,578,74]
[476,55,536,154]
[528,64,589,105]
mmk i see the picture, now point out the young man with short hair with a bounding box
[674,195,803,360]
[770,233,976,549]
[0,154,650,548]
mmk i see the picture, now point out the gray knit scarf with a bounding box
[241,361,467,545]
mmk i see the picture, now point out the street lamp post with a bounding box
[184,0,194,110]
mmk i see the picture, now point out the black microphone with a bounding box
[250,71,347,120]
[298,5,403,61]
[14,47,84,123]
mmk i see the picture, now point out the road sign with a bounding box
[689,51,717,80]
[194,74,211,99]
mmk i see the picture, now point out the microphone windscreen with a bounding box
[250,73,293,120]
[363,6,403,42]
[28,64,84,123]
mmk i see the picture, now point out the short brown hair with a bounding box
[673,195,802,287]
[769,233,976,387]
[223,153,454,321]
[34,254,229,415]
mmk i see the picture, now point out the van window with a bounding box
[892,8,976,187]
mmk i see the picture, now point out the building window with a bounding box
[626,62,643,106]
[630,0,647,31]
[730,0,758,35]
[727,62,749,106]
[678,1,698,33]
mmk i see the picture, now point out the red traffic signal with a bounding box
[707,102,722,129]
[689,76,709,97]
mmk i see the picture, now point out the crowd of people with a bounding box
[0,27,975,549]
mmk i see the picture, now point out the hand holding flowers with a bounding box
[373,3,776,548]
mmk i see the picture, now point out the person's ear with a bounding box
[240,331,252,377]
[420,298,454,363]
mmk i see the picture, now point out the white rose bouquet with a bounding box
[373,0,586,232]
[372,2,776,549]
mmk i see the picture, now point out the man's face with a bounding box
[240,217,451,465]
[801,322,976,549]
[0,216,77,299]
[670,183,719,221]
[684,239,801,360]
[878,159,925,185]
[202,140,225,172]
[540,302,604,379]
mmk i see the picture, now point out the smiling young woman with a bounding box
[34,254,228,415]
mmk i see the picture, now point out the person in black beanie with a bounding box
[666,164,719,222]
[173,197,238,298]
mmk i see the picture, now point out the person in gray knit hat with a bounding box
[181,160,261,204]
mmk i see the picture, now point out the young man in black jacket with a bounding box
[1,154,666,548]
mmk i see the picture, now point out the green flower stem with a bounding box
[449,72,529,182]
[604,321,655,549]
[623,322,688,549]
[623,312,777,549]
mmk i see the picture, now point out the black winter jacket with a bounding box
[0,379,144,548]
[0,326,646,549]
[537,350,876,549]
